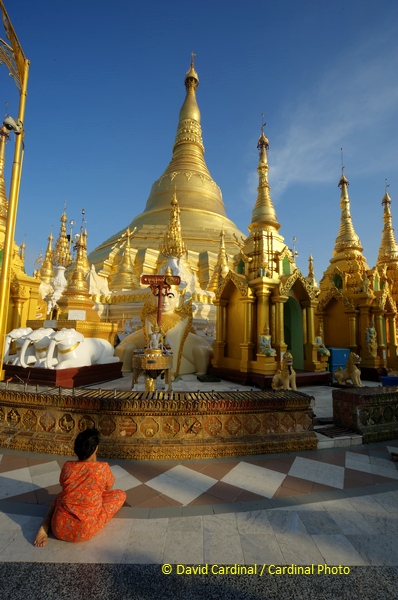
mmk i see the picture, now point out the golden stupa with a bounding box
[88,58,244,289]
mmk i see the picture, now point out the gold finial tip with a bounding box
[185,53,199,83]
[338,170,349,187]
[257,119,269,151]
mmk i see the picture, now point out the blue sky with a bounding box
[2,0,398,283]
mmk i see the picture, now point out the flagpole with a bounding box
[0,1,29,380]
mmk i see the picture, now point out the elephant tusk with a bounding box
[57,341,80,354]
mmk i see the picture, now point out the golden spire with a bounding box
[377,183,398,265]
[207,228,230,292]
[90,59,246,277]
[0,126,9,232]
[139,57,228,220]
[332,168,363,259]
[249,119,280,232]
[39,230,55,283]
[80,228,90,276]
[53,206,73,268]
[307,253,317,287]
[109,227,139,290]
[178,52,200,123]
[70,229,89,287]
[159,192,187,258]
[19,239,25,262]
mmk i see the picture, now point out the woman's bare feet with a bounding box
[34,524,49,547]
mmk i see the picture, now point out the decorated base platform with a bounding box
[3,362,123,388]
[0,386,317,460]
[333,386,398,443]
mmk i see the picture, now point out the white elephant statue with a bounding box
[3,327,33,365]
[45,328,120,370]
[19,328,58,369]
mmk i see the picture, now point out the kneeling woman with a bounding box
[34,428,126,546]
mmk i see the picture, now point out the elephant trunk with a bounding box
[20,338,33,369]
[45,339,57,369]
[3,335,12,363]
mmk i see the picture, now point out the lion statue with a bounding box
[272,351,297,391]
[333,352,363,386]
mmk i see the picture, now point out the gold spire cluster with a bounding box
[53,208,73,268]
[332,170,363,260]
[109,227,139,290]
[377,186,398,265]
[249,122,280,232]
[159,192,187,258]
[0,126,10,231]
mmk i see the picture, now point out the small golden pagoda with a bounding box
[39,231,55,283]
[212,124,322,381]
[159,191,187,260]
[316,172,397,370]
[0,126,40,331]
[88,57,244,289]
[207,228,230,292]
[108,227,140,291]
[56,227,100,322]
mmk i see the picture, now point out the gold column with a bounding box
[347,313,358,351]
[272,295,288,361]
[302,300,318,370]
[302,307,307,345]
[386,313,397,369]
[212,299,227,367]
[271,303,276,344]
[0,11,30,380]
[240,297,255,371]
[374,312,386,364]
[256,288,270,341]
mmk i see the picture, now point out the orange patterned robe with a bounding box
[51,461,126,543]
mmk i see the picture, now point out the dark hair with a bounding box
[74,428,99,461]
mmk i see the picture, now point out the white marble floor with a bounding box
[1,489,398,565]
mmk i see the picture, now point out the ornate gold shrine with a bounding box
[132,349,173,392]
[0,385,317,460]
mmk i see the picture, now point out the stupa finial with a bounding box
[249,118,280,232]
[377,183,398,265]
[333,165,363,258]
[178,54,201,124]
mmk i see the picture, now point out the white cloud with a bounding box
[250,32,398,201]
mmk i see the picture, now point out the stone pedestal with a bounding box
[333,386,398,443]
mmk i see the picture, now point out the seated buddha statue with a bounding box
[115,286,213,377]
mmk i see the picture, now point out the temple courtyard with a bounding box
[0,377,397,598]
